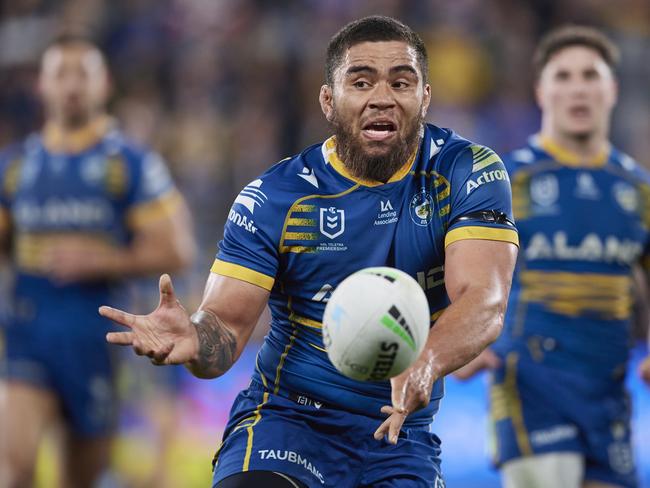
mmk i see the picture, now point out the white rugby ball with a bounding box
[322,266,430,381]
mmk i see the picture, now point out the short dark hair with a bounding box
[325,16,429,85]
[533,25,620,80]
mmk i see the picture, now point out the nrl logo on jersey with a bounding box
[320,206,345,239]
[234,179,267,214]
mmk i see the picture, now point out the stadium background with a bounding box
[0,0,648,486]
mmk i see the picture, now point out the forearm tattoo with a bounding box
[190,310,237,376]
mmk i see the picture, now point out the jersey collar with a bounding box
[534,134,610,168]
[321,136,417,187]
[42,116,113,154]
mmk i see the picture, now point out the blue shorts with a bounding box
[490,350,637,488]
[1,316,118,437]
[212,379,445,488]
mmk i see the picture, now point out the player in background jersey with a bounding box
[101,16,518,488]
[0,37,195,487]
[455,26,650,488]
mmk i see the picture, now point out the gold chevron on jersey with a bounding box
[471,145,502,173]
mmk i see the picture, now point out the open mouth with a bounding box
[362,121,397,141]
[569,105,591,118]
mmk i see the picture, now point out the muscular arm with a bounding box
[424,239,517,379]
[186,273,269,378]
[102,272,270,379]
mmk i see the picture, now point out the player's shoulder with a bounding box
[500,137,547,175]
[239,141,338,208]
[99,127,155,164]
[607,147,650,185]
[423,125,503,178]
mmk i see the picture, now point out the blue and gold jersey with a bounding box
[495,135,650,379]
[0,118,180,330]
[213,123,518,426]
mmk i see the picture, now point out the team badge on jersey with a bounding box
[530,174,559,207]
[409,190,434,226]
[612,182,638,213]
[320,206,345,239]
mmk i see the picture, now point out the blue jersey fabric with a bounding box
[489,135,649,487]
[212,379,445,488]
[211,123,517,485]
[0,121,179,435]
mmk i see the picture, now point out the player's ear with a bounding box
[421,83,431,118]
[320,85,334,122]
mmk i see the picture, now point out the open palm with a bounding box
[100,274,198,365]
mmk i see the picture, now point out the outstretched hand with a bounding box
[99,274,198,365]
[373,358,437,445]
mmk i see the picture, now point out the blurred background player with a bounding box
[0,36,194,487]
[455,26,650,488]
[100,15,518,488]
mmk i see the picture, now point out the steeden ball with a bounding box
[322,266,430,381]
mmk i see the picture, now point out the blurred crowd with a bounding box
[1,0,650,279]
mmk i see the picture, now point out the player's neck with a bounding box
[43,114,111,153]
[538,129,610,168]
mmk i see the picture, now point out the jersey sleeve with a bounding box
[211,178,280,291]
[124,151,181,229]
[444,144,519,248]
[0,145,23,233]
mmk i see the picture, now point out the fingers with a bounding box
[158,274,176,307]
[99,306,137,328]
[131,338,174,365]
[106,331,134,345]
[373,406,408,444]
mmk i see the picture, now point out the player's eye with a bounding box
[353,80,371,89]
[583,69,599,80]
[392,81,409,89]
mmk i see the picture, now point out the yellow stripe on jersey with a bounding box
[284,232,318,241]
[126,190,182,229]
[430,307,447,322]
[289,311,322,330]
[445,226,519,248]
[242,390,270,471]
[210,259,275,291]
[490,352,532,457]
[287,218,316,226]
[279,184,360,254]
[537,134,609,168]
[471,145,503,173]
[520,270,632,320]
[0,207,11,234]
[309,342,327,353]
[511,171,531,220]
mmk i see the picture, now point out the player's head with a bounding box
[319,16,431,182]
[533,25,619,142]
[39,35,110,128]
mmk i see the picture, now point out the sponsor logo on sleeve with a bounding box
[466,169,509,194]
[228,208,257,234]
[234,179,267,215]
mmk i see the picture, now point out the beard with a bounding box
[330,109,424,183]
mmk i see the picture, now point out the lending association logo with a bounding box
[409,190,434,226]
[320,206,345,239]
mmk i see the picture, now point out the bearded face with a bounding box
[331,103,423,182]
[320,40,431,183]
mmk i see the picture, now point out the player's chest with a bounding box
[9,151,122,230]
[515,168,647,264]
[279,184,446,285]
